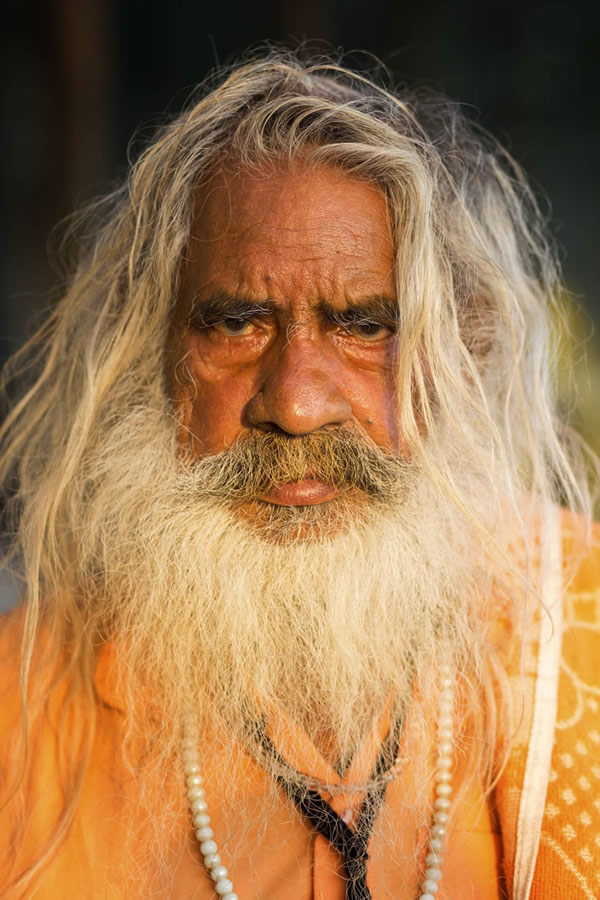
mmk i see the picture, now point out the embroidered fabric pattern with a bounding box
[533,586,600,900]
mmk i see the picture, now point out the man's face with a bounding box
[177,162,400,517]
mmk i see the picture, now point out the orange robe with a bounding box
[1,507,599,898]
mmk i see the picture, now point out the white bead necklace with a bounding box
[182,661,454,900]
[181,733,239,900]
[418,658,454,900]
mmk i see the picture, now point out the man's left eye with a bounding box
[214,318,255,336]
[349,320,389,340]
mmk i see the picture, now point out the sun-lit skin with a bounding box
[176,161,402,512]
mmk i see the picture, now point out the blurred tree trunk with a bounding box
[1,0,115,354]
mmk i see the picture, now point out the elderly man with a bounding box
[0,52,599,899]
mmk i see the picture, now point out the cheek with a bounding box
[178,380,254,456]
[333,337,402,452]
[335,359,400,451]
[366,383,400,452]
[175,335,258,456]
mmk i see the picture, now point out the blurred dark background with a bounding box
[2,0,599,442]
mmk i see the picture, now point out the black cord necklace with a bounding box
[253,711,404,900]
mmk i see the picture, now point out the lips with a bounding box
[259,478,340,506]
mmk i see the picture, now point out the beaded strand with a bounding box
[183,659,454,900]
[182,731,238,899]
[418,659,454,899]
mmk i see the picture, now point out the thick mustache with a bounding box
[192,430,410,502]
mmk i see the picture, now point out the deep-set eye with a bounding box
[350,320,389,340]
[214,317,256,336]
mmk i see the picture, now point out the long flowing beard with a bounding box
[77,404,490,774]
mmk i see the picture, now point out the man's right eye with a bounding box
[213,318,256,336]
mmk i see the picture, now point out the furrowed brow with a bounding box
[188,293,276,328]
[318,296,399,326]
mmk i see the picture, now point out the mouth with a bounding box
[258,478,341,506]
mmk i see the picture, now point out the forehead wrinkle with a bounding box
[213,235,391,282]
[193,178,391,253]
[193,252,397,313]
[218,230,394,276]
[186,163,396,310]
[209,230,387,272]
[252,261,390,307]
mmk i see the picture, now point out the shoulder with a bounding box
[0,605,88,807]
[0,605,64,718]
[559,512,600,699]
[561,511,600,602]
[0,607,103,897]
[0,605,65,789]
[529,513,600,898]
[555,512,600,765]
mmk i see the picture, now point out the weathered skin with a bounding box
[177,162,403,515]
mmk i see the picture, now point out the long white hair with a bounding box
[0,49,594,895]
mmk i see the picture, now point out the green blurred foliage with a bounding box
[556,294,600,482]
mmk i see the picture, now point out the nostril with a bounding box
[256,422,293,436]
[244,346,353,435]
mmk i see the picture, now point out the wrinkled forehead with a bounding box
[181,160,396,311]
[191,159,390,238]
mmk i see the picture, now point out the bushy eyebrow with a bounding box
[318,297,399,327]
[188,293,276,328]
[187,292,399,328]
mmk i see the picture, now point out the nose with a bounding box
[245,336,352,435]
